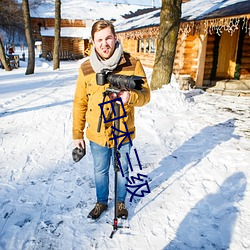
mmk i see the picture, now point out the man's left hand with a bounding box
[117,90,130,104]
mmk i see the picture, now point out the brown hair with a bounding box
[91,20,116,40]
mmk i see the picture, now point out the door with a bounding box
[216,30,239,79]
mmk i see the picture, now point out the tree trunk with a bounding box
[53,0,61,70]
[0,37,11,71]
[22,0,35,75]
[151,0,182,90]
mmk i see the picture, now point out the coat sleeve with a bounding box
[72,68,88,140]
[128,59,150,107]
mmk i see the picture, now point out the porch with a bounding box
[205,79,250,97]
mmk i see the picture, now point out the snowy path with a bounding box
[0,59,250,249]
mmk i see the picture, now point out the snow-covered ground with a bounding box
[0,49,249,250]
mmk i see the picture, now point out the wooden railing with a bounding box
[46,51,83,61]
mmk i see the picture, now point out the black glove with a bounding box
[72,146,86,162]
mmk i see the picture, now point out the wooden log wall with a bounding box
[183,35,198,79]
[41,37,86,58]
[173,34,185,75]
[120,38,156,68]
[173,34,198,80]
[135,53,156,68]
[61,38,74,52]
[72,38,87,56]
[120,39,137,54]
[203,34,215,82]
[240,35,250,79]
[32,18,86,29]
[120,31,200,78]
[41,37,53,58]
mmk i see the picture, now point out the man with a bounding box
[72,20,150,220]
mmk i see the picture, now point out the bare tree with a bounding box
[0,0,24,38]
[53,0,61,70]
[22,0,35,75]
[151,0,182,90]
[29,0,47,8]
[0,0,23,71]
[0,37,11,71]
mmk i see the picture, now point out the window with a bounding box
[137,38,156,54]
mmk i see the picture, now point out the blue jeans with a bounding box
[90,141,131,205]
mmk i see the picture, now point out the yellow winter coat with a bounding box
[72,52,150,148]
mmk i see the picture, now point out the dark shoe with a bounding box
[117,202,128,219]
[87,202,108,220]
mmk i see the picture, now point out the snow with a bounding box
[30,0,153,20]
[114,9,160,32]
[0,48,250,249]
[115,0,249,32]
[94,0,161,7]
[182,0,249,21]
[40,27,92,39]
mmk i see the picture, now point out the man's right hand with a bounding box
[74,139,85,149]
[72,139,86,162]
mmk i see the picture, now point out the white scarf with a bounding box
[90,41,123,73]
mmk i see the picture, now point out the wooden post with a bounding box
[195,32,207,88]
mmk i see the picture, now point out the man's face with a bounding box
[93,27,117,60]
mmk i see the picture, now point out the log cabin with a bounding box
[115,0,250,93]
[31,18,92,60]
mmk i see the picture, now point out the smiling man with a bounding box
[91,22,116,60]
[72,20,150,220]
